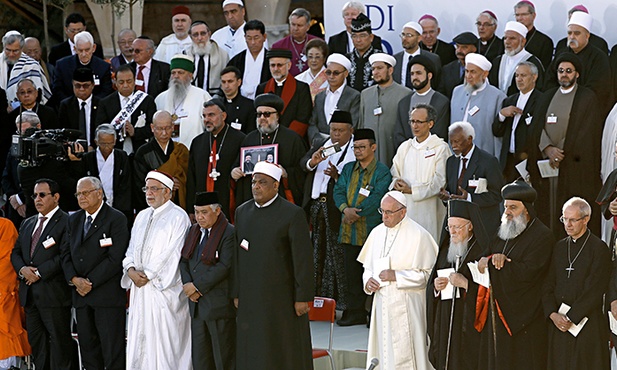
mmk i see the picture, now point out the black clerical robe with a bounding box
[542,231,611,370]
[478,36,504,64]
[524,27,554,70]
[234,125,307,206]
[478,218,554,370]
[232,196,313,370]
[421,39,456,66]
[222,94,256,135]
[186,125,246,219]
[427,235,487,370]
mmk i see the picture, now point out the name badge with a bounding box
[231,122,242,130]
[240,239,249,251]
[373,106,383,116]
[178,109,189,119]
[525,116,533,125]
[468,105,480,116]
[93,76,100,86]
[547,115,557,124]
[424,149,436,158]
[359,187,371,197]
[43,237,56,249]
[135,79,144,86]
[468,179,479,188]
[99,237,112,248]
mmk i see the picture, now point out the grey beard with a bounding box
[497,212,528,240]
[258,122,279,135]
[193,42,212,56]
[447,239,469,264]
[464,81,482,93]
[504,45,522,57]
[169,78,190,105]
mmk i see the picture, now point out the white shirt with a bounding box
[458,145,475,202]
[242,48,265,100]
[69,39,76,55]
[135,59,152,93]
[211,22,247,59]
[308,138,355,198]
[324,82,346,125]
[33,205,60,236]
[96,147,115,206]
[509,89,533,153]
[77,95,93,146]
[255,194,278,208]
[85,200,104,223]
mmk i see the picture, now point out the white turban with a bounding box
[465,53,492,71]
[383,191,407,207]
[222,0,243,7]
[368,53,397,67]
[146,170,174,190]
[402,21,423,36]
[253,161,282,182]
[326,53,352,71]
[504,21,528,38]
[568,11,592,32]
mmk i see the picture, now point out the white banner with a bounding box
[323,1,617,55]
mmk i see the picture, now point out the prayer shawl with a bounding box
[181,212,229,265]
[183,40,230,93]
[264,76,308,137]
[156,142,189,210]
[0,53,51,104]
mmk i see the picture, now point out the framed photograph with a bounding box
[240,144,279,174]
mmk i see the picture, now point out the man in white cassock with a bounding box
[358,190,438,370]
[121,170,192,369]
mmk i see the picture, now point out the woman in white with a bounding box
[296,38,328,103]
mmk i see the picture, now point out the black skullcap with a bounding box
[254,93,284,113]
[351,13,372,33]
[204,97,226,113]
[73,67,94,83]
[447,199,489,249]
[409,54,436,76]
[195,191,219,206]
[453,32,479,45]
[501,179,537,216]
[330,110,353,125]
[354,128,375,141]
[266,48,292,60]
[554,52,583,78]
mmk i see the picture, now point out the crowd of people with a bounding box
[2,0,617,369]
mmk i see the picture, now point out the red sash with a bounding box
[264,77,308,137]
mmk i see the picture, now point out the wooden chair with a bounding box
[309,297,336,370]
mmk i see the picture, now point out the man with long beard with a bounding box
[451,53,506,158]
[184,21,229,96]
[476,179,554,370]
[155,54,212,147]
[427,200,489,370]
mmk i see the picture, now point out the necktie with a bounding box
[136,65,145,92]
[457,158,468,189]
[79,101,87,139]
[196,229,209,259]
[405,55,414,89]
[196,55,205,89]
[83,215,93,237]
[30,216,48,256]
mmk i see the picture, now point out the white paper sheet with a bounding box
[558,303,587,337]
[537,159,559,178]
[437,268,460,300]
[467,261,490,288]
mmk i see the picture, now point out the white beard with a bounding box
[497,212,528,240]
[167,78,190,106]
[192,42,212,57]
[447,239,469,264]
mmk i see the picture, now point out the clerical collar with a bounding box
[276,78,287,87]
[255,193,278,208]
[571,228,589,242]
[416,87,432,96]
[560,84,576,94]
[79,58,91,66]
[85,200,104,221]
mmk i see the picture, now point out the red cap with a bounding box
[419,14,437,22]
[172,5,191,17]
[570,4,589,13]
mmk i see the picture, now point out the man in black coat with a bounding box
[327,2,382,55]
[475,11,504,64]
[186,99,245,221]
[11,178,73,370]
[57,67,100,148]
[95,64,156,154]
[52,31,112,102]
[61,176,129,370]
[130,36,171,99]
[438,32,478,98]
[492,61,542,182]
[513,1,554,69]
[180,191,236,370]
[418,15,456,66]
[48,13,104,66]
[219,66,256,134]
[439,122,504,238]
[9,79,58,129]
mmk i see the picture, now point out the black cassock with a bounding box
[478,218,554,370]
[234,125,307,206]
[427,235,487,370]
[232,196,314,370]
[542,231,611,370]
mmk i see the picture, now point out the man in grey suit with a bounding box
[393,54,450,150]
[180,191,236,370]
[393,21,441,90]
[308,53,360,142]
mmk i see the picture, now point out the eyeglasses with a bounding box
[17,89,36,96]
[559,215,587,224]
[400,32,417,39]
[256,111,276,118]
[31,192,52,200]
[325,69,345,77]
[378,207,405,216]
[475,22,495,28]
[557,68,575,74]
[75,188,98,198]
[410,119,430,125]
[73,82,93,90]
[142,186,165,193]
[514,12,532,17]
[191,31,209,37]
[445,222,471,233]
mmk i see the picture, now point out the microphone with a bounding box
[367,357,379,370]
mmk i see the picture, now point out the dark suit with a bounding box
[95,91,156,152]
[327,30,382,55]
[61,202,129,370]
[478,35,505,64]
[130,59,171,99]
[524,27,554,69]
[488,54,544,96]
[53,55,113,102]
[110,54,130,72]
[256,77,312,136]
[76,149,133,220]
[393,50,442,88]
[180,222,236,370]
[11,208,73,370]
[227,49,272,88]
[221,93,256,134]
[49,40,104,66]
[393,89,450,150]
[8,104,59,130]
[444,146,504,237]
[492,89,543,181]
[420,39,457,66]
[57,95,100,145]
[438,59,464,98]
[308,85,360,142]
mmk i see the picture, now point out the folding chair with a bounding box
[309,297,336,370]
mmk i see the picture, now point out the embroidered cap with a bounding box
[146,170,174,190]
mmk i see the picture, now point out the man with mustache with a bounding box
[184,21,229,96]
[110,28,136,72]
[154,6,193,64]
[439,32,478,98]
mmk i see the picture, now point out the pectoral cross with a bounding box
[296,58,305,71]
[209,169,221,181]
[566,266,574,278]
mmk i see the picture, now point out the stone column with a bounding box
[86,0,144,58]
[245,0,290,44]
